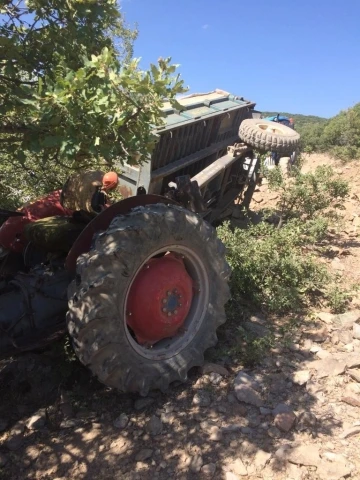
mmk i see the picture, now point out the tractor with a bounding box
[0,89,299,396]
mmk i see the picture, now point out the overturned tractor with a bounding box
[0,90,299,395]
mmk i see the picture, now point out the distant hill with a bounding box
[262,112,328,130]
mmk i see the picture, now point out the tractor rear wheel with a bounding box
[66,204,230,396]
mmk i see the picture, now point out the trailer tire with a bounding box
[239,119,300,154]
[66,203,230,396]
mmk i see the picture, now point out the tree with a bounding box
[0,0,186,207]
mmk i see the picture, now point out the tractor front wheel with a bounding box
[66,204,230,396]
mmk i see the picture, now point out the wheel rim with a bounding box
[123,245,209,360]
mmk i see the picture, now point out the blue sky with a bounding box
[121,0,360,118]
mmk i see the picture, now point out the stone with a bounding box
[287,445,321,466]
[0,453,8,467]
[316,348,332,359]
[275,444,292,461]
[231,458,248,476]
[114,413,129,429]
[201,363,229,376]
[243,321,270,338]
[306,326,328,342]
[317,312,335,324]
[296,411,317,431]
[193,391,211,407]
[234,371,261,391]
[27,410,46,430]
[134,398,154,411]
[201,463,216,477]
[272,403,293,415]
[260,407,272,415]
[331,331,340,345]
[209,372,223,385]
[146,416,163,436]
[339,426,360,439]
[292,370,311,386]
[353,323,360,340]
[267,426,281,438]
[226,473,240,480]
[334,310,360,329]
[254,450,271,470]
[317,455,354,480]
[310,357,347,378]
[189,454,203,473]
[60,419,77,429]
[135,449,153,462]
[209,426,223,441]
[341,395,360,407]
[5,432,24,451]
[234,385,263,407]
[274,411,297,432]
[348,369,360,382]
[0,418,8,432]
[339,329,353,344]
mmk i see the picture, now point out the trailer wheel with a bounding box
[239,119,300,154]
[66,203,230,396]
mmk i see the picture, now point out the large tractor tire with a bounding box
[239,119,300,154]
[67,204,230,396]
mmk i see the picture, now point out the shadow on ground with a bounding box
[0,307,344,480]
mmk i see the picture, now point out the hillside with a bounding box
[262,111,328,130]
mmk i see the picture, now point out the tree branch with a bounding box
[0,74,38,86]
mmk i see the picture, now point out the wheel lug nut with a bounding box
[174,310,178,315]
[179,303,182,307]
[162,299,167,304]
[167,291,171,296]
[163,308,167,313]
[167,312,172,317]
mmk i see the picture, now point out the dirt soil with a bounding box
[1,154,360,480]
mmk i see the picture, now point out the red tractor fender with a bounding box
[65,194,177,273]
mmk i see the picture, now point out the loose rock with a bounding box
[5,432,24,451]
[231,458,247,476]
[226,473,240,480]
[274,411,297,432]
[201,463,216,477]
[234,372,261,391]
[348,369,360,382]
[189,454,203,473]
[209,372,223,385]
[201,363,229,377]
[287,445,321,466]
[339,426,360,439]
[310,357,347,378]
[192,391,211,407]
[114,413,129,429]
[254,450,271,470]
[292,370,311,386]
[353,322,360,340]
[296,411,318,431]
[146,415,163,436]
[27,409,46,430]
[134,398,154,411]
[234,385,263,407]
[135,449,153,462]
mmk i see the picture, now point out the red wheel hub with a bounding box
[126,254,194,345]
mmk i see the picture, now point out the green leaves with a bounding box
[0,1,187,207]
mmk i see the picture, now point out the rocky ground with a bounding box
[1,154,360,480]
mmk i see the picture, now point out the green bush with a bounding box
[218,219,328,313]
[218,165,349,314]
